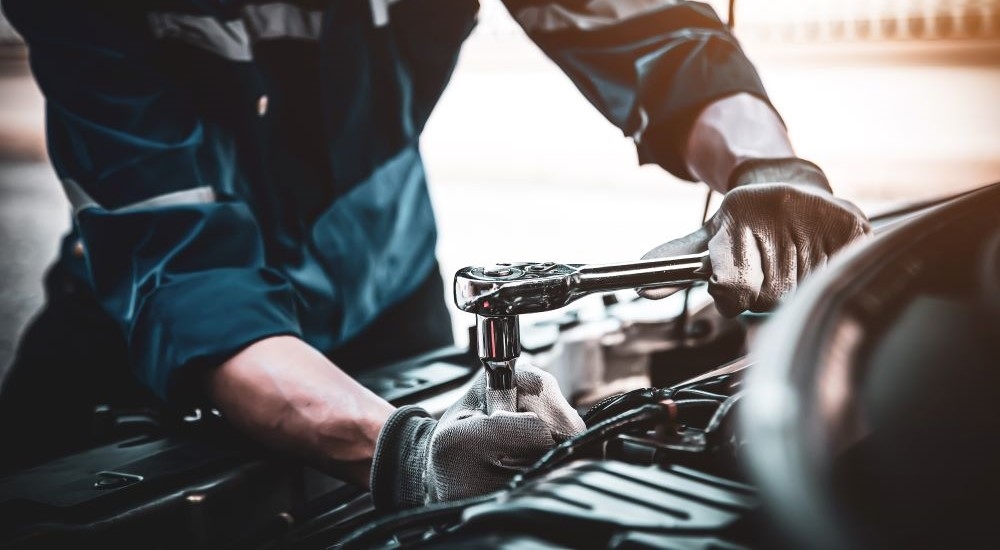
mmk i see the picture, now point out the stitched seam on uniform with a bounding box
[62,181,217,215]
[149,5,325,61]
[61,178,99,213]
[242,3,324,42]
[511,0,688,33]
[115,186,216,213]
[369,0,404,27]
[148,12,253,61]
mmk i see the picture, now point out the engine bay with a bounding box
[1,183,998,549]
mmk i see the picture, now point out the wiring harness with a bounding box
[339,368,746,549]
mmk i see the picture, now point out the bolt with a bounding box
[526,262,557,273]
[483,266,513,277]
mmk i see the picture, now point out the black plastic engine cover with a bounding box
[0,348,479,549]
[0,433,367,549]
[448,460,761,549]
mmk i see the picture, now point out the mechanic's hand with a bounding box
[369,365,585,511]
[641,158,871,317]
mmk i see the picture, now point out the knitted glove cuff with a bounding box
[727,157,832,193]
[370,405,436,512]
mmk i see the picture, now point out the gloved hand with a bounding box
[369,365,586,511]
[641,158,871,317]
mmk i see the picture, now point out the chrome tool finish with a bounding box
[455,252,709,317]
[477,315,520,389]
[455,253,710,390]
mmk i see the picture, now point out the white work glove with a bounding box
[369,365,585,511]
[641,158,871,317]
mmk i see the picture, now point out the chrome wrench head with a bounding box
[454,262,583,317]
[456,262,579,390]
[455,254,710,390]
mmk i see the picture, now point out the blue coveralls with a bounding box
[0,0,770,466]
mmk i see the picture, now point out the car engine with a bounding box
[1,182,997,549]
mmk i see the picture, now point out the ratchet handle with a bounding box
[455,251,711,317]
[577,251,710,294]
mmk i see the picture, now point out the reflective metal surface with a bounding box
[476,314,520,361]
[454,253,709,317]
[482,359,516,390]
[456,253,709,390]
[476,315,520,389]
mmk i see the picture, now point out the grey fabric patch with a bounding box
[427,365,586,502]
[243,3,323,41]
[641,164,870,317]
[515,369,545,397]
[372,366,586,509]
[487,388,518,415]
[510,0,674,33]
[370,406,435,511]
[704,182,870,317]
[148,12,253,61]
[515,366,587,442]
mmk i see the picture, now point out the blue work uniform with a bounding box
[2,0,770,407]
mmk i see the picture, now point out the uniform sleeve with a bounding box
[502,0,773,180]
[3,1,301,404]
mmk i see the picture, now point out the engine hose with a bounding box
[675,398,722,410]
[704,391,743,439]
[582,372,734,427]
[516,403,675,484]
[339,492,501,550]
[672,388,728,401]
[582,388,671,427]
[582,388,655,422]
[341,402,683,548]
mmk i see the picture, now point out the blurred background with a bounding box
[1,0,998,379]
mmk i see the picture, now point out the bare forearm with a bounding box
[206,335,394,487]
[684,93,795,193]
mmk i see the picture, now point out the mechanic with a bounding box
[0,0,869,510]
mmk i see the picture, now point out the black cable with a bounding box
[673,398,723,426]
[584,386,727,429]
[517,403,673,484]
[340,404,674,548]
[676,159,716,341]
[345,4,747,548]
[704,391,743,437]
[338,492,500,550]
[582,387,668,427]
[672,388,727,401]
[676,138,717,340]
[676,398,720,409]
[700,187,714,223]
[339,396,731,548]
[678,0,736,335]
[677,0,736,336]
[673,371,738,394]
